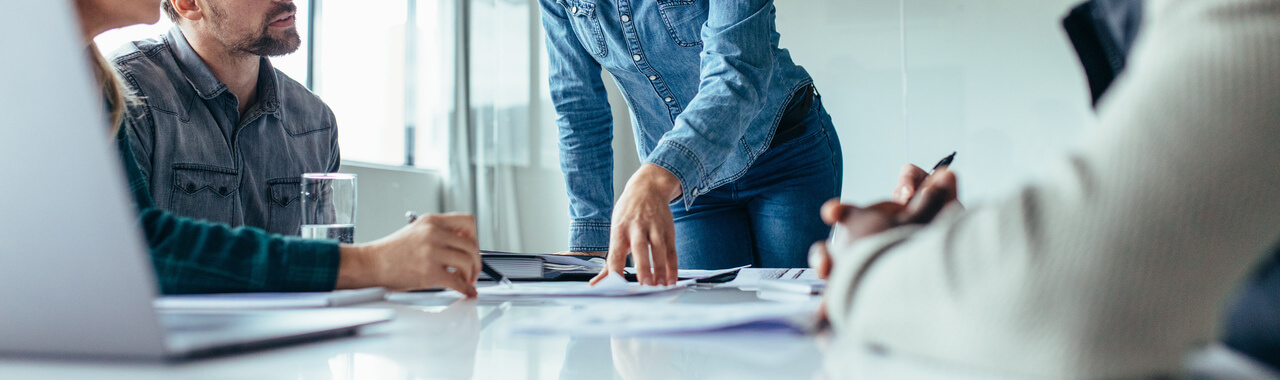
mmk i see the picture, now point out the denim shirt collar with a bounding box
[166,27,281,115]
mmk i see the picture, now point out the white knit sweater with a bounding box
[824,0,1280,378]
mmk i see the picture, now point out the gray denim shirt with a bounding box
[110,27,340,236]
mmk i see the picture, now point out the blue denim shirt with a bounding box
[540,0,815,251]
[109,27,340,236]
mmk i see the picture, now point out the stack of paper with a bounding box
[479,252,603,281]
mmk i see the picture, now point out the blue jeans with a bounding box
[672,97,843,269]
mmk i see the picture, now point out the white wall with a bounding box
[340,162,444,243]
[776,0,1097,205]
[513,0,1100,253]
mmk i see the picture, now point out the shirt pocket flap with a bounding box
[267,177,303,207]
[172,164,240,197]
[558,0,595,16]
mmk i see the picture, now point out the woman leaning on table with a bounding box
[541,0,844,285]
[75,0,482,296]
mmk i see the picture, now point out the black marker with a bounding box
[405,211,513,288]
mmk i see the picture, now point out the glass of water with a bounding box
[300,173,357,244]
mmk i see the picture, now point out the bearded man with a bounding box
[110,0,338,236]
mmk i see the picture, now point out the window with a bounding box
[312,0,457,169]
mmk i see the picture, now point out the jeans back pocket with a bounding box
[558,0,607,57]
[169,164,239,224]
[657,0,707,47]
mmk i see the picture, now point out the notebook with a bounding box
[479,251,604,281]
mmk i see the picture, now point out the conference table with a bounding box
[0,285,1275,379]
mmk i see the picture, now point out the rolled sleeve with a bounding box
[644,138,707,209]
[569,221,611,252]
[648,0,777,207]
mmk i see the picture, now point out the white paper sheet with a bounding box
[717,268,817,290]
[477,272,693,298]
[506,301,819,336]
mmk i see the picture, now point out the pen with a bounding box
[930,151,956,175]
[405,211,514,288]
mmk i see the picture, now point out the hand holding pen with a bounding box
[812,152,959,328]
[348,212,482,296]
[406,212,514,289]
[822,151,960,256]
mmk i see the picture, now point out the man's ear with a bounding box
[171,0,204,22]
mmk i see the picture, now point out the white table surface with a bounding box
[0,285,1274,379]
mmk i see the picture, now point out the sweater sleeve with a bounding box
[824,0,1280,377]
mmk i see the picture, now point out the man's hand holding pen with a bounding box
[809,153,961,326]
[337,213,482,297]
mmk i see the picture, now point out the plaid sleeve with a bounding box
[139,209,341,294]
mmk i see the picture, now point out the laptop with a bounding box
[0,1,391,360]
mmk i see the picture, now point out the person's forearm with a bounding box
[335,245,377,290]
[626,164,682,202]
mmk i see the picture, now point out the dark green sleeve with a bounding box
[116,119,341,295]
[139,208,340,294]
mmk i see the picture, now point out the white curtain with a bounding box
[446,0,533,252]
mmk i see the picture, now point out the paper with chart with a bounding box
[506,301,820,336]
[719,268,817,290]
[477,272,694,298]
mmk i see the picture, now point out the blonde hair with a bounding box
[88,43,130,136]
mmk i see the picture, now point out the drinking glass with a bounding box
[300,173,357,244]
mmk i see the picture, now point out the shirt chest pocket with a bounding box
[267,177,303,235]
[558,0,607,57]
[169,164,240,225]
[657,0,707,47]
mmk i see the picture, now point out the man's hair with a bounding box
[161,1,180,22]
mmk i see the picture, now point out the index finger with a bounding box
[591,227,631,285]
[901,170,957,224]
[895,164,929,204]
[421,213,477,239]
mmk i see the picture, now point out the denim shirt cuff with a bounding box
[569,221,611,252]
[646,139,707,211]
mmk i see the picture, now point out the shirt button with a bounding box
[633,54,642,61]
[185,183,196,193]
[570,6,578,13]
[649,75,657,80]
[665,97,674,102]
[621,15,631,22]
[219,187,229,196]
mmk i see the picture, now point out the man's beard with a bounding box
[212,2,301,57]
[238,27,301,57]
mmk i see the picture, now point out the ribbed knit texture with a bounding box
[824,0,1280,377]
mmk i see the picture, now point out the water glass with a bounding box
[300,173,357,244]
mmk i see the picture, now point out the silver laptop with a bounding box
[0,1,391,360]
